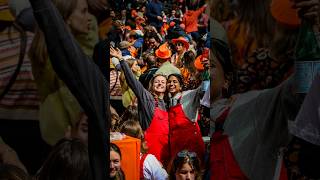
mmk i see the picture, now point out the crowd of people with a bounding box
[0,0,319,179]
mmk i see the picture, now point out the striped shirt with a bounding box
[0,27,39,120]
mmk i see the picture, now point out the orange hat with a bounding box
[172,36,189,50]
[270,0,301,28]
[194,48,209,71]
[155,43,172,59]
[0,0,15,21]
[194,55,204,71]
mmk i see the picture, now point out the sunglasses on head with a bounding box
[177,150,197,158]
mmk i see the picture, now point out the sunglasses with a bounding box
[176,43,184,46]
[177,150,197,158]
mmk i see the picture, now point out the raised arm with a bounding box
[110,47,155,128]
[110,47,154,103]
[29,0,108,179]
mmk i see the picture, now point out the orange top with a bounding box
[112,136,141,180]
[183,5,207,33]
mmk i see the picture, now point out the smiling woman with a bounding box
[110,47,170,167]
[110,143,125,180]
[166,72,206,165]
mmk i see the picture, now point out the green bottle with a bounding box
[294,20,320,93]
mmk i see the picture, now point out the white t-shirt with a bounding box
[142,154,168,180]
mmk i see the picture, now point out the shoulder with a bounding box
[143,154,162,170]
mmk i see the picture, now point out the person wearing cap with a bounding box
[171,37,190,68]
[209,0,320,179]
[154,43,181,76]
[154,43,172,66]
[139,53,159,89]
[110,46,170,167]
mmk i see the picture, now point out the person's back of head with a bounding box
[35,139,90,180]
[119,120,148,154]
[146,54,157,68]
[0,163,30,180]
[120,120,143,139]
[120,105,139,123]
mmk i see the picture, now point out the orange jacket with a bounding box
[182,5,207,33]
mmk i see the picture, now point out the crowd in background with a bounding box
[0,0,320,179]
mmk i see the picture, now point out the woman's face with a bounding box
[171,10,176,16]
[175,163,195,180]
[175,42,185,52]
[167,75,182,96]
[110,10,116,18]
[67,0,90,35]
[211,51,226,103]
[110,150,121,177]
[131,61,141,74]
[148,38,159,49]
[141,6,146,12]
[121,10,126,17]
[72,113,88,145]
[153,75,167,93]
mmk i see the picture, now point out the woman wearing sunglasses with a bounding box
[171,37,189,68]
[168,150,202,180]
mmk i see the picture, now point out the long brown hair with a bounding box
[182,51,196,74]
[235,0,275,47]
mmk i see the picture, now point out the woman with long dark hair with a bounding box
[166,71,207,164]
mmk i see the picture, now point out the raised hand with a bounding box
[110,46,122,59]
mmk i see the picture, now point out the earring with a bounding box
[222,81,230,97]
